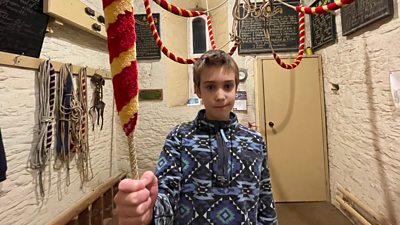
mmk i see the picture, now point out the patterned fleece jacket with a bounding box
[152,109,278,225]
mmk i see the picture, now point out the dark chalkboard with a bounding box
[238,1,300,54]
[341,0,393,36]
[0,0,49,58]
[135,14,161,60]
[310,0,336,50]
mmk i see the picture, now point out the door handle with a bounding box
[268,121,274,128]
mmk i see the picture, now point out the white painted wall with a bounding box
[0,1,119,224]
[317,4,400,224]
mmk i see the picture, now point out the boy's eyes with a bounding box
[206,85,216,90]
[224,83,234,90]
[204,83,234,91]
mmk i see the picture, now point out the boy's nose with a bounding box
[215,89,226,101]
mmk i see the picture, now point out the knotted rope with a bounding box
[29,59,55,197]
[103,0,139,177]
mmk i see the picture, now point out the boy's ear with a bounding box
[195,85,201,98]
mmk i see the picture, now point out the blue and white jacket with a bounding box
[153,109,278,225]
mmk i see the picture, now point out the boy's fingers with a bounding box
[140,171,156,187]
[116,196,151,216]
[115,188,150,206]
[118,178,146,193]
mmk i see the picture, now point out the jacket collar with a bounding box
[194,109,238,132]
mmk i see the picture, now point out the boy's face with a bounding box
[195,66,237,121]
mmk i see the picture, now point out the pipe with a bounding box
[337,186,387,225]
[335,195,372,225]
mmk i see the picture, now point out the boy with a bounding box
[114,50,278,225]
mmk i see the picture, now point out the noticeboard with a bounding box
[310,0,336,50]
[238,1,300,54]
[0,0,49,58]
[135,13,161,60]
[341,0,393,36]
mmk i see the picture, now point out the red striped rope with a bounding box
[207,15,217,49]
[144,0,238,64]
[295,0,354,14]
[153,0,205,17]
[273,12,305,69]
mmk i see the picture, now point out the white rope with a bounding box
[206,0,229,13]
[29,59,55,197]
[30,60,52,169]
[274,0,297,11]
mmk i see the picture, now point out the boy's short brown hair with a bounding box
[193,50,239,88]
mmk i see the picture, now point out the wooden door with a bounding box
[256,56,328,202]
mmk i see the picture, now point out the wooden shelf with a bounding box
[0,51,111,79]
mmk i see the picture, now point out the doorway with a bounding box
[256,56,329,202]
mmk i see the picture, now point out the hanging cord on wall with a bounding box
[29,59,56,197]
[75,67,93,186]
[55,63,75,186]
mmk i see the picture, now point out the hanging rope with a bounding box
[267,11,305,69]
[75,67,93,186]
[103,0,139,177]
[152,0,205,17]
[144,0,238,64]
[54,63,75,185]
[207,16,217,50]
[295,0,354,14]
[145,0,196,64]
[29,59,55,197]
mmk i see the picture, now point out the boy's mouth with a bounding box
[214,105,228,108]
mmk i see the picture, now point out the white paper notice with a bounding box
[233,90,247,111]
[390,71,400,110]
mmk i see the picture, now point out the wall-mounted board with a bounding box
[44,0,107,39]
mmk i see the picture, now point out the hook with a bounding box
[330,82,340,91]
[13,53,24,65]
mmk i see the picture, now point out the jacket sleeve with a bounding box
[152,126,183,225]
[258,141,278,225]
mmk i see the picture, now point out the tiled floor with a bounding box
[276,201,353,225]
[107,201,353,225]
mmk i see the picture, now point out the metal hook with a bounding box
[13,53,24,65]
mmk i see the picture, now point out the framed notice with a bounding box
[0,0,49,58]
[341,0,393,36]
[135,14,161,60]
[139,89,163,101]
[238,1,300,54]
[310,0,336,50]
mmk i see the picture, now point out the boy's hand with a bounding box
[114,171,158,225]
